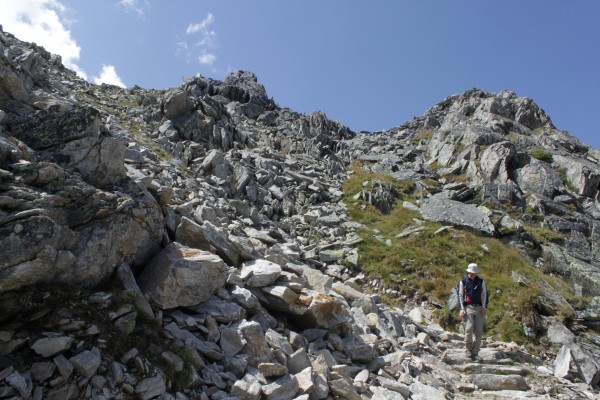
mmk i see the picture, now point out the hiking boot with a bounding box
[470,354,481,362]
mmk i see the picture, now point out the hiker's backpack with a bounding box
[455,276,468,307]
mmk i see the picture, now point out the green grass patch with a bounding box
[530,150,553,163]
[556,167,577,193]
[441,173,469,184]
[410,129,435,144]
[524,224,566,244]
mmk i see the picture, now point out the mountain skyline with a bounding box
[0,0,599,148]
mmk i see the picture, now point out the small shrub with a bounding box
[558,305,576,325]
[525,225,565,244]
[497,313,526,342]
[530,150,553,163]
[442,173,469,184]
[556,167,577,192]
[411,129,435,144]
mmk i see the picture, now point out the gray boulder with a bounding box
[262,374,299,400]
[240,259,282,287]
[30,336,74,357]
[554,154,600,198]
[515,160,565,198]
[578,296,600,323]
[163,90,191,120]
[304,293,350,329]
[138,242,227,309]
[419,193,495,235]
[69,349,101,379]
[0,164,163,296]
[135,375,167,400]
[239,320,273,366]
[480,141,516,183]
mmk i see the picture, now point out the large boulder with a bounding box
[419,193,495,235]
[547,319,600,385]
[7,105,102,151]
[6,105,127,188]
[0,168,163,294]
[163,90,191,120]
[554,155,600,198]
[240,259,282,287]
[304,293,350,329]
[515,160,565,198]
[541,243,600,296]
[138,242,227,309]
[479,141,516,183]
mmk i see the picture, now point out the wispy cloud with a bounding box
[186,13,214,34]
[178,13,218,68]
[198,53,216,65]
[117,0,148,18]
[0,0,88,79]
[92,64,126,88]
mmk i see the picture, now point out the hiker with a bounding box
[457,263,488,361]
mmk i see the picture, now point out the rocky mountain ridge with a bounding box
[1,28,599,399]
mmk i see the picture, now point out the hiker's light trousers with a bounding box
[465,304,485,356]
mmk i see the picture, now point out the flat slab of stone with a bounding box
[443,347,508,365]
[472,374,530,391]
[30,336,74,357]
[409,380,448,400]
[240,259,282,287]
[455,390,547,399]
[456,363,528,376]
[371,386,406,400]
[135,375,166,400]
[420,193,495,235]
[262,374,299,400]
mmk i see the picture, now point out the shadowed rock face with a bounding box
[0,28,599,398]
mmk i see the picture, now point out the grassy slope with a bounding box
[342,164,578,343]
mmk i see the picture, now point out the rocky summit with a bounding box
[1,27,599,400]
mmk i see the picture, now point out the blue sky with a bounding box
[1,1,599,148]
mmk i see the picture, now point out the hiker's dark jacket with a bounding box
[457,276,488,310]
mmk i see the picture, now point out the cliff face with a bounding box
[1,28,599,398]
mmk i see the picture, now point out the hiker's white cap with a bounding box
[466,263,480,274]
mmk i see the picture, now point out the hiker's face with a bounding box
[467,272,478,279]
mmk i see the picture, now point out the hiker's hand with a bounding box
[459,310,465,319]
[480,308,487,317]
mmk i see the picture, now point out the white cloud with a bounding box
[186,13,214,34]
[117,0,148,17]
[0,0,88,79]
[196,30,217,49]
[178,13,218,68]
[198,53,216,65]
[92,64,126,88]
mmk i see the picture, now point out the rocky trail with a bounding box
[0,261,596,400]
